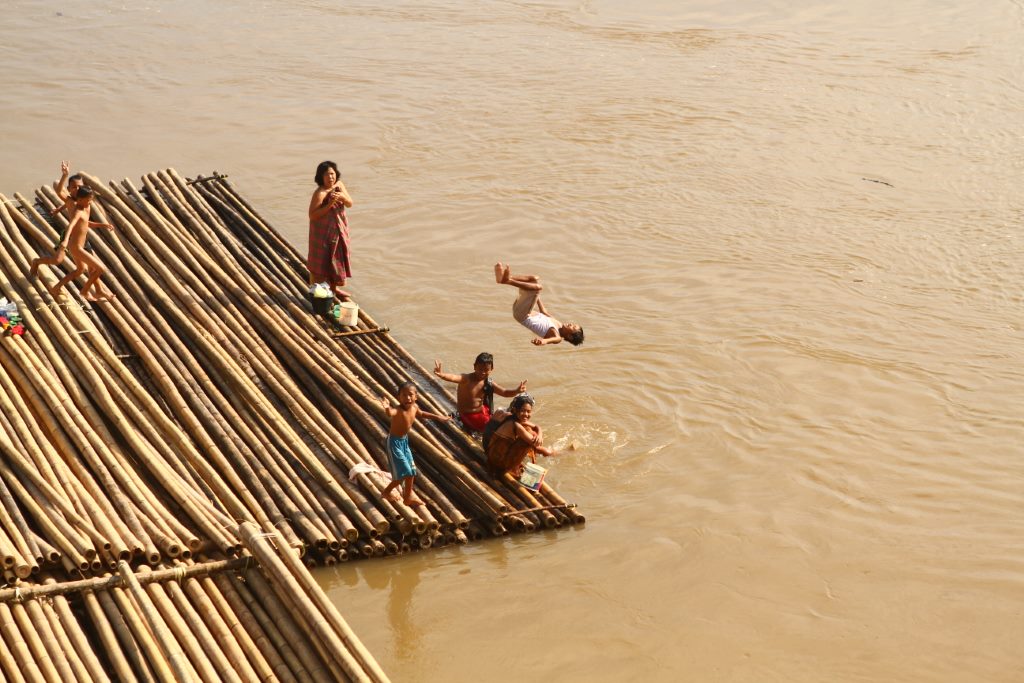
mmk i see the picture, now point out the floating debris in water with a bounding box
[862,177,894,188]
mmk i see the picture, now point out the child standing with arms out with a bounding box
[30,162,112,277]
[433,352,527,433]
[379,381,451,506]
[40,186,115,302]
[494,262,584,347]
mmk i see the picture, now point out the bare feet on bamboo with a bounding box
[405,497,425,507]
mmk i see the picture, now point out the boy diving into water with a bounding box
[494,262,584,347]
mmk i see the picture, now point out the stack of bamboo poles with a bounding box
[0,168,582,571]
[0,168,582,678]
[0,525,388,681]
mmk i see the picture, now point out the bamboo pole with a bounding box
[135,565,220,683]
[180,572,264,682]
[0,602,46,683]
[0,628,29,683]
[23,597,77,683]
[42,578,107,682]
[238,523,387,682]
[117,560,195,682]
[161,572,246,683]
[81,588,137,681]
[196,571,285,683]
[9,601,62,683]
[240,568,339,683]
[38,598,93,683]
[100,584,162,682]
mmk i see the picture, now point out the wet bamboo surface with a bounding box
[0,169,583,680]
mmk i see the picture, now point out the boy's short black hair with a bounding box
[565,327,584,346]
[75,186,94,199]
[68,173,84,184]
[474,352,494,367]
[315,160,340,187]
[397,380,416,394]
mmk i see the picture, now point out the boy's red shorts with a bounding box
[460,406,491,432]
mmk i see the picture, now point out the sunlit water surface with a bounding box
[2,1,1023,680]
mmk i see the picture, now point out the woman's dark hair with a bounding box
[509,393,535,413]
[315,161,340,187]
[75,186,94,199]
[484,392,535,451]
[564,327,585,346]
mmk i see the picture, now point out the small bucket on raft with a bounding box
[333,301,359,327]
[518,462,547,491]
[309,283,334,316]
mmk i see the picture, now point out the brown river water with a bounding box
[3,1,1023,680]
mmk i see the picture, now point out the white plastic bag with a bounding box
[309,282,333,299]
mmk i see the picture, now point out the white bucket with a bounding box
[336,301,359,327]
[519,462,547,491]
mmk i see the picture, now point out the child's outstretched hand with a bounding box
[531,338,545,346]
[433,359,443,375]
[379,395,391,410]
[516,379,528,393]
[60,160,70,175]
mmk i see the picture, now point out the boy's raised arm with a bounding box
[53,160,70,197]
[378,395,397,417]
[432,360,463,384]
[493,379,527,397]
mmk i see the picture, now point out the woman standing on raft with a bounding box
[308,160,354,300]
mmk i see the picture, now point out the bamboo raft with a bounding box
[0,169,583,680]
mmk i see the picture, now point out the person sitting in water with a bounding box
[433,352,527,433]
[494,262,584,347]
[308,160,354,301]
[484,393,556,478]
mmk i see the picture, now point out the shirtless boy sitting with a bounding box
[433,352,527,432]
[494,262,584,346]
